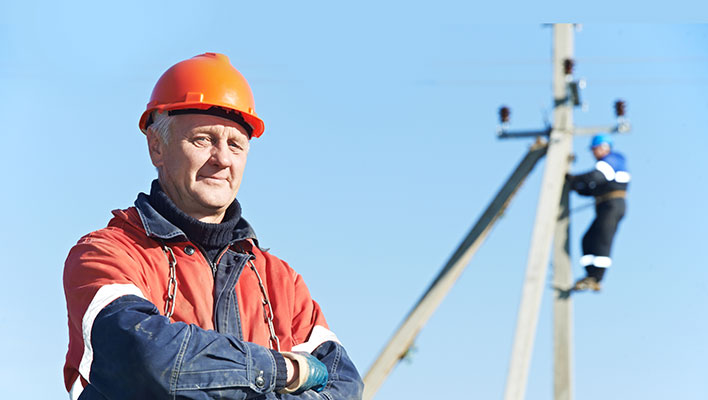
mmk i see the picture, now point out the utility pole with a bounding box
[502,23,575,400]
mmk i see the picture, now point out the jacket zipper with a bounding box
[208,242,248,333]
[193,242,231,277]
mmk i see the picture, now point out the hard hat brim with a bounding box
[139,103,265,138]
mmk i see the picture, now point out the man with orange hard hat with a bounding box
[62,53,363,399]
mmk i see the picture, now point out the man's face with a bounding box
[147,114,250,223]
[591,143,610,160]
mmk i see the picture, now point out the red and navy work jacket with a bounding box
[63,194,363,399]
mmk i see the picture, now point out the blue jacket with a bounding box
[569,151,630,197]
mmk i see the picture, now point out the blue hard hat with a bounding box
[590,134,613,149]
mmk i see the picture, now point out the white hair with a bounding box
[149,111,174,144]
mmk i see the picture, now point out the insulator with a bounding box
[499,106,511,123]
[614,100,626,117]
[563,59,574,75]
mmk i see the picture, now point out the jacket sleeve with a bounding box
[64,235,285,399]
[567,169,607,196]
[278,271,364,400]
[279,341,364,400]
[86,295,281,399]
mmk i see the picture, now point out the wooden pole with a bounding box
[503,23,574,400]
[363,141,547,399]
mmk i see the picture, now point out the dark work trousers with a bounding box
[582,197,626,281]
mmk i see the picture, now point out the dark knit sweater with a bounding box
[147,180,242,264]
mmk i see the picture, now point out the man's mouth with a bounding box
[199,176,229,183]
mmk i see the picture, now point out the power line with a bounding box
[430,56,708,67]
[413,78,708,87]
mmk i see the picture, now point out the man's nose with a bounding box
[210,141,232,166]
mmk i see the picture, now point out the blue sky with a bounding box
[1,3,707,399]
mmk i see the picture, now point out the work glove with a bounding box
[279,351,329,394]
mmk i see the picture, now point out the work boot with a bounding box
[573,276,601,292]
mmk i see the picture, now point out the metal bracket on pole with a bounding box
[573,122,631,136]
[497,127,552,139]
[499,122,629,141]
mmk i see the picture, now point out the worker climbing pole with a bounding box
[568,131,630,292]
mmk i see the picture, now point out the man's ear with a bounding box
[146,128,165,168]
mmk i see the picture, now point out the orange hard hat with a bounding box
[139,53,265,138]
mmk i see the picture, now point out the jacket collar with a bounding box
[133,192,258,244]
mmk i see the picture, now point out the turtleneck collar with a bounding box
[147,180,242,258]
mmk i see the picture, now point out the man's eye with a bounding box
[193,137,210,145]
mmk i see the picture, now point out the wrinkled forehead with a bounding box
[172,113,251,140]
